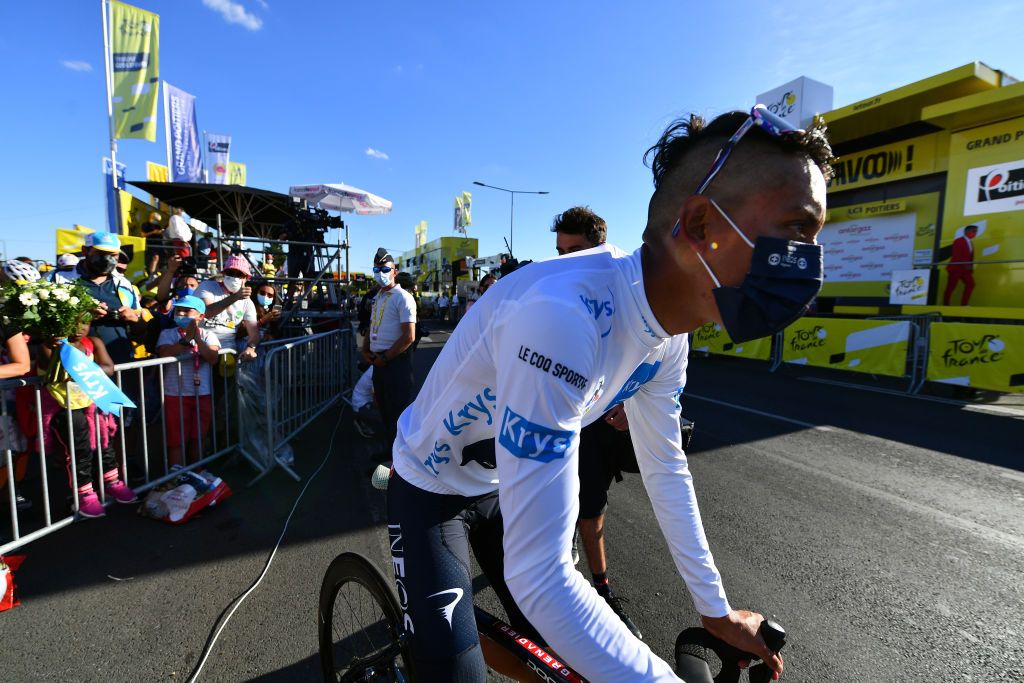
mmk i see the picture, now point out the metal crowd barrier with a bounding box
[2,328,355,554]
[241,328,354,483]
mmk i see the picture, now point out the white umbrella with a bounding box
[288,182,392,215]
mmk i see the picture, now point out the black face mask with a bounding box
[87,252,118,276]
[694,200,823,343]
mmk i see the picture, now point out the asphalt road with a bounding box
[2,335,1021,682]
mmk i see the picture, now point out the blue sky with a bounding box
[1,0,1022,273]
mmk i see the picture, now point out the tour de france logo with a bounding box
[790,325,827,351]
[941,334,1005,368]
[892,275,925,298]
[767,91,798,118]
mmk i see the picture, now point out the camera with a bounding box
[178,256,198,276]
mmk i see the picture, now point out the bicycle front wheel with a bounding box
[318,552,416,683]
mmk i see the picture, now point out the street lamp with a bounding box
[472,181,549,258]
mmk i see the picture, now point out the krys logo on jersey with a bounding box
[940,334,1005,368]
[499,408,573,463]
[443,387,497,436]
[607,361,662,407]
[579,288,615,338]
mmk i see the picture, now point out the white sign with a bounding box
[820,212,916,283]
[889,269,930,305]
[756,76,834,129]
[963,158,1024,216]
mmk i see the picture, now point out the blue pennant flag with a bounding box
[60,342,137,414]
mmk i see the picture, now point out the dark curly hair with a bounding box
[641,110,834,241]
[550,206,607,247]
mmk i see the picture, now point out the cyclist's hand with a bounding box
[604,404,629,431]
[701,610,783,680]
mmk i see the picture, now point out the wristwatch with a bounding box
[179,337,196,347]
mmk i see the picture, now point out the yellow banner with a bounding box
[110,1,160,140]
[783,317,911,377]
[926,322,1024,393]
[228,161,246,186]
[146,161,168,181]
[691,322,771,360]
[827,134,938,192]
[826,200,906,223]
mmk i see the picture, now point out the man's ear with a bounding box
[677,195,713,251]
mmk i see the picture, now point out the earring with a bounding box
[710,242,719,250]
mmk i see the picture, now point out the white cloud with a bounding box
[256,0,270,8]
[365,147,390,160]
[61,60,92,72]
[201,0,263,31]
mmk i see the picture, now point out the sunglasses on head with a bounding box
[373,266,393,274]
[694,104,804,196]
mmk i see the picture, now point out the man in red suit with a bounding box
[943,225,978,306]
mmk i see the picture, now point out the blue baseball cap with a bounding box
[172,295,206,314]
[90,232,121,253]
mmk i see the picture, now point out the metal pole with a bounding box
[509,191,515,258]
[100,0,119,232]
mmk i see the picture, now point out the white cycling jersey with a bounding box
[393,244,731,682]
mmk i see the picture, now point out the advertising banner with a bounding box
[454,196,465,233]
[783,317,911,377]
[109,1,159,141]
[827,134,938,192]
[926,322,1024,393]
[691,322,771,360]
[145,161,168,182]
[756,76,834,129]
[163,82,202,183]
[102,157,126,233]
[940,116,1024,308]
[228,161,246,186]
[206,133,231,185]
[820,211,916,283]
[889,269,930,305]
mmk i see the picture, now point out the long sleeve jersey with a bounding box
[393,244,731,682]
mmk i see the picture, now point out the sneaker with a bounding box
[596,584,642,640]
[105,479,138,504]
[77,490,106,518]
[571,527,580,566]
[353,416,375,439]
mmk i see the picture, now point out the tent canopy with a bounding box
[289,183,392,215]
[126,181,296,236]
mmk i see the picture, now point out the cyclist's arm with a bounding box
[494,300,681,682]
[623,339,731,619]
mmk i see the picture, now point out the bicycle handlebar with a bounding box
[675,619,786,683]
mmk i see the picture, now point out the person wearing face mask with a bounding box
[249,282,282,341]
[156,296,220,468]
[152,255,201,331]
[384,106,831,682]
[363,247,416,460]
[194,255,259,361]
[64,233,146,366]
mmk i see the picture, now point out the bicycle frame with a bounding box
[474,606,588,683]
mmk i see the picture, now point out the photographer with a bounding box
[153,254,201,329]
[195,255,259,360]
[66,233,145,365]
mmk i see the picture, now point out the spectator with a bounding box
[48,254,80,283]
[357,284,380,340]
[64,233,145,366]
[156,296,220,468]
[464,273,496,315]
[249,281,282,341]
[549,204,640,637]
[437,289,449,321]
[0,274,33,513]
[450,289,460,322]
[141,211,165,276]
[195,255,259,360]
[195,233,217,272]
[363,248,416,460]
[165,207,192,258]
[36,319,137,518]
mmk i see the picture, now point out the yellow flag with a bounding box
[461,191,472,226]
[228,161,247,186]
[110,1,160,140]
[146,161,168,182]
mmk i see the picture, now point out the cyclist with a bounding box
[387,106,832,682]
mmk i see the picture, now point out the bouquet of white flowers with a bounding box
[0,280,98,339]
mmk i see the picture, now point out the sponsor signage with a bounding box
[926,323,1024,393]
[691,322,771,360]
[828,135,938,191]
[888,269,930,305]
[820,212,917,283]
[783,318,911,378]
[963,158,1024,216]
[757,76,834,129]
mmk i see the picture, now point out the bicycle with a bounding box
[318,470,786,682]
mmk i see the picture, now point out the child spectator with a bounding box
[249,281,282,341]
[36,319,136,518]
[156,296,220,468]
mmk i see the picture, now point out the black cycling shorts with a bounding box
[577,419,620,519]
[387,473,545,683]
